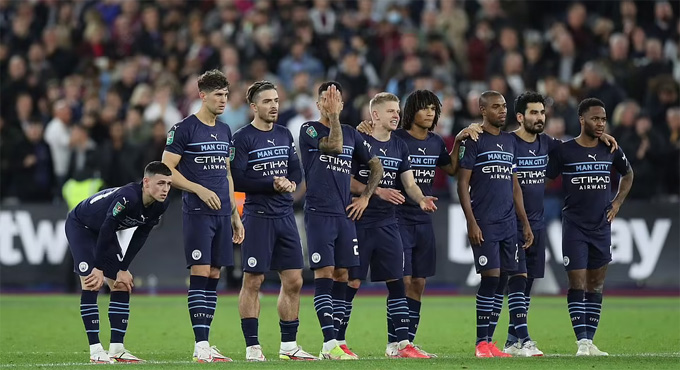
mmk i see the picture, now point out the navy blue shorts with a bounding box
[562,218,611,271]
[241,213,304,273]
[519,227,546,278]
[65,214,119,279]
[304,213,359,269]
[399,222,436,278]
[183,213,234,268]
[472,226,519,273]
[350,223,404,282]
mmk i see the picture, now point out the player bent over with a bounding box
[65,161,172,363]
[232,81,316,361]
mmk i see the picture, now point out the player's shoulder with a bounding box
[232,123,252,137]
[118,182,142,202]
[390,133,408,148]
[215,120,232,135]
[273,124,293,137]
[172,115,199,130]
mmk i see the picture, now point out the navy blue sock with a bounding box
[387,301,396,343]
[337,286,358,341]
[568,289,587,340]
[525,277,535,312]
[280,320,299,343]
[331,281,347,337]
[205,278,219,340]
[313,278,335,342]
[508,276,530,343]
[108,291,130,344]
[188,275,209,342]
[386,280,409,343]
[487,273,507,341]
[585,292,603,340]
[406,298,421,343]
[508,277,535,345]
[80,290,100,345]
[476,276,499,345]
[241,318,259,346]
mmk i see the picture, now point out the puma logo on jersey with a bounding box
[379,148,387,156]
[528,149,536,156]
[210,134,218,140]
[140,215,147,222]
[267,139,276,146]
[122,197,129,205]
[588,154,597,161]
[496,144,504,151]
[418,147,426,155]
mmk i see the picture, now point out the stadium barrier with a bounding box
[1,200,678,292]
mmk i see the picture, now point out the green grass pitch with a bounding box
[1,294,678,369]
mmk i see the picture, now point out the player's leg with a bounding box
[239,272,265,361]
[106,275,144,363]
[273,214,316,360]
[563,219,591,356]
[584,235,612,356]
[65,217,113,364]
[486,273,507,342]
[341,226,370,350]
[471,235,504,358]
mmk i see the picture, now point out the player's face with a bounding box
[580,106,607,138]
[145,174,172,202]
[519,102,546,134]
[373,101,401,132]
[481,95,507,128]
[316,90,344,118]
[413,104,436,130]
[253,89,279,124]
[201,88,229,116]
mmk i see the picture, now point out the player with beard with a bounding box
[231,81,317,361]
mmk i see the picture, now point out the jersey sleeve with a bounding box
[436,135,452,167]
[164,122,188,155]
[353,130,374,164]
[286,129,303,183]
[458,139,478,170]
[512,141,519,173]
[546,144,562,179]
[545,134,563,153]
[613,147,631,175]
[230,131,249,171]
[398,139,412,174]
[300,122,324,150]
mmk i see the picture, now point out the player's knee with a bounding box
[313,266,334,279]
[348,279,361,289]
[243,273,264,291]
[209,266,221,279]
[190,265,211,277]
[586,278,605,293]
[410,277,426,293]
[332,268,348,282]
[282,275,303,294]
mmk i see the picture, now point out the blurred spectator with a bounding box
[10,119,53,202]
[664,107,680,197]
[619,114,665,199]
[143,119,169,165]
[44,100,72,186]
[551,83,580,137]
[277,41,324,91]
[99,121,142,188]
[65,124,98,181]
[611,100,640,138]
[580,61,626,115]
[144,83,182,131]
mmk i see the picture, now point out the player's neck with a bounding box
[575,134,599,147]
[407,125,428,140]
[372,125,391,142]
[195,107,217,127]
[482,121,501,135]
[251,119,273,132]
[141,191,155,207]
[514,127,537,142]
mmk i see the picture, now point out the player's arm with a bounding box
[351,177,405,205]
[161,151,221,210]
[608,149,634,222]
[226,157,244,244]
[347,157,383,220]
[284,133,303,192]
[513,174,534,249]
[441,124,483,176]
[319,85,344,154]
[457,168,483,246]
[399,170,437,212]
[85,196,129,290]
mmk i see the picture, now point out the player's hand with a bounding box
[356,120,374,135]
[84,268,105,290]
[467,221,484,247]
[521,224,534,249]
[114,270,134,292]
[419,196,438,212]
[273,176,295,193]
[346,196,370,220]
[232,215,245,244]
[457,123,483,142]
[607,201,621,223]
[600,133,619,153]
[321,84,343,115]
[376,187,405,205]
[196,186,221,210]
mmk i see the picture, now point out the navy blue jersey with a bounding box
[459,131,518,238]
[165,115,233,215]
[394,129,451,224]
[512,132,561,229]
[547,140,631,231]
[231,124,302,217]
[354,133,411,227]
[300,121,374,216]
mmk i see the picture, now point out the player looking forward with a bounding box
[162,69,245,363]
[231,81,316,361]
[65,161,172,363]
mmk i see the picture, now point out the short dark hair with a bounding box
[197,69,229,93]
[577,98,606,116]
[402,90,442,131]
[144,161,172,177]
[246,80,277,104]
[479,90,504,107]
[514,91,545,116]
[317,81,343,98]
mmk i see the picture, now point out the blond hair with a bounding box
[369,92,400,112]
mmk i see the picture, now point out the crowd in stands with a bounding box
[1,0,678,206]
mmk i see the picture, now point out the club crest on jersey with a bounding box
[229,147,235,161]
[306,126,318,138]
[166,130,175,145]
[459,146,466,160]
[112,202,125,216]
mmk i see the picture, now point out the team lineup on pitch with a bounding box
[51,70,642,364]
